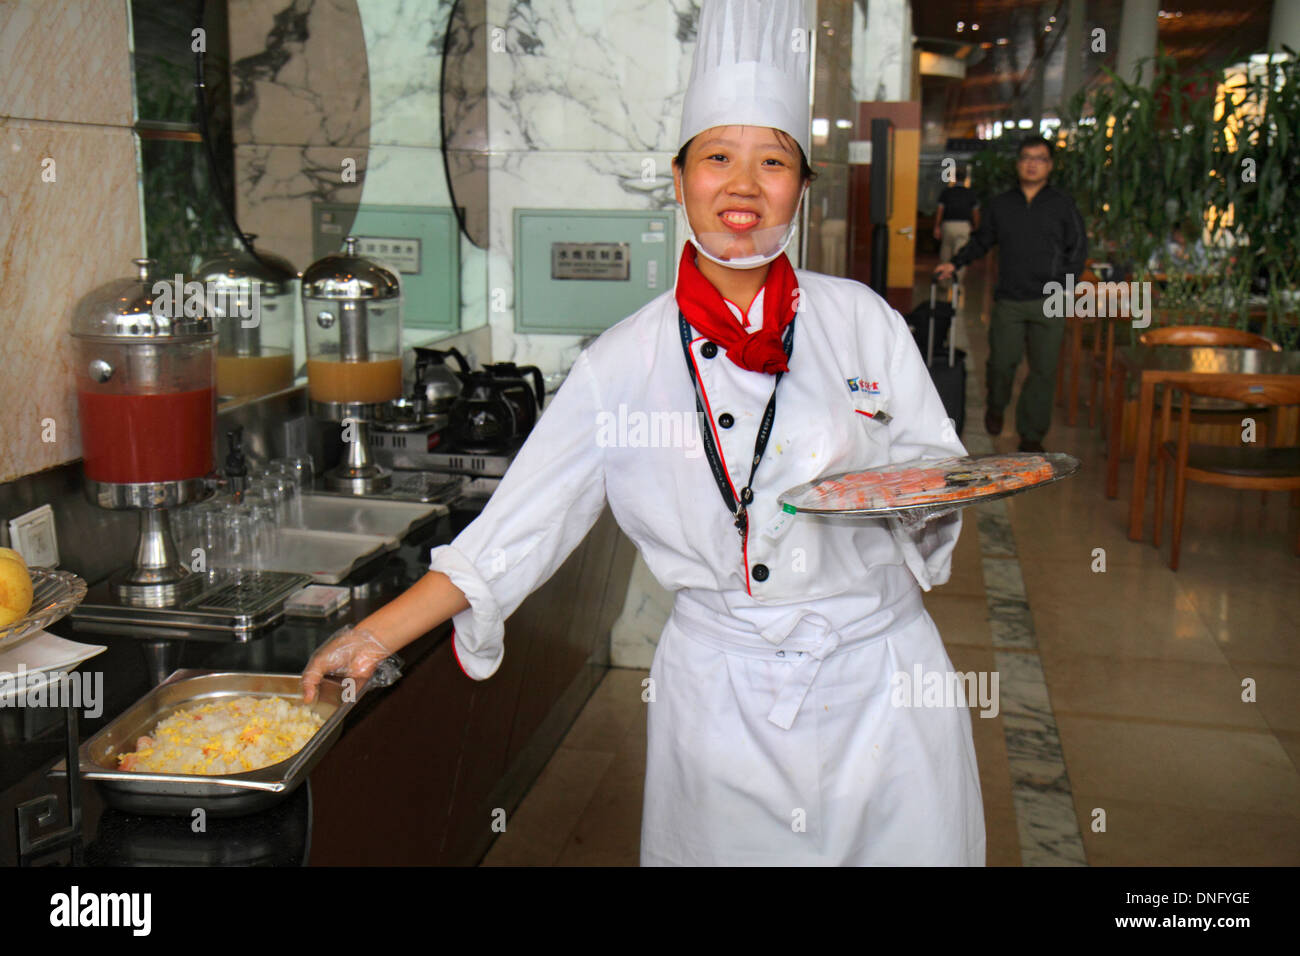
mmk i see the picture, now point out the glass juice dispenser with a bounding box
[302,236,402,493]
[70,258,216,606]
[195,234,298,400]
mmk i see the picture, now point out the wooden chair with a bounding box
[1086,315,1118,429]
[1152,377,1300,570]
[1082,264,1133,430]
[1055,266,1103,423]
[1138,325,1281,444]
[1139,325,1282,351]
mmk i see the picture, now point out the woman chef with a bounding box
[302,0,985,866]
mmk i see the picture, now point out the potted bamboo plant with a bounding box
[1057,48,1299,349]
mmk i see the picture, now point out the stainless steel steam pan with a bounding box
[51,669,357,816]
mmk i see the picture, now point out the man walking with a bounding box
[935,136,1086,452]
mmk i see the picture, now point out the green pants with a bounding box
[987,297,1065,442]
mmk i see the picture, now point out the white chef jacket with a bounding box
[429,268,985,865]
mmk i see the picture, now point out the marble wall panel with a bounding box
[0,0,134,126]
[229,0,370,148]
[0,121,144,482]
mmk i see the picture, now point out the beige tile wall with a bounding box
[0,0,142,483]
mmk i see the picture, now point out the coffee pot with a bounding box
[482,362,545,438]
[413,347,471,413]
[450,371,518,454]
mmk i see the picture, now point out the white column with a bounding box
[1115,0,1159,84]
[853,0,913,102]
[1270,0,1300,52]
[1061,0,1087,110]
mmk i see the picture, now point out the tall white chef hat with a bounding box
[678,0,812,161]
[676,0,813,269]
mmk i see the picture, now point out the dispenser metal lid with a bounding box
[301,236,401,301]
[194,234,297,297]
[70,259,216,340]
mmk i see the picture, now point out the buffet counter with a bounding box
[0,499,637,866]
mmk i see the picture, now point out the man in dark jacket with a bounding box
[935,136,1087,451]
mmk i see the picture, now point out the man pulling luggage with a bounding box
[934,136,1087,452]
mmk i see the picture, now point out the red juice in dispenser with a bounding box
[78,388,215,484]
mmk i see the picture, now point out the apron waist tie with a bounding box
[670,589,926,731]
[765,628,841,730]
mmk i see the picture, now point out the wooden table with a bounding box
[1105,346,1300,540]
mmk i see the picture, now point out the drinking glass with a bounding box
[221,502,274,576]
[269,456,314,490]
[192,496,233,573]
[248,475,299,529]
[269,457,314,526]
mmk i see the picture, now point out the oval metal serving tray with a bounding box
[51,669,358,817]
[778,452,1082,517]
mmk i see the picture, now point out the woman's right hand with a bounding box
[301,625,397,704]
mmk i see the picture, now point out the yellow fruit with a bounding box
[0,548,34,628]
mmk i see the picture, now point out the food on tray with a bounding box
[116,695,325,775]
[795,454,1059,512]
[0,547,35,627]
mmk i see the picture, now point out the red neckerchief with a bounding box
[675,243,799,375]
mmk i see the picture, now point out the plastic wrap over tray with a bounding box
[779,452,1081,517]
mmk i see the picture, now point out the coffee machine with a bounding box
[301,237,403,494]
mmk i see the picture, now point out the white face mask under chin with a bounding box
[681,184,808,270]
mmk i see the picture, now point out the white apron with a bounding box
[640,578,985,866]
[429,268,986,865]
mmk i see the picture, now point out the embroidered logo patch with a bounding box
[846,377,881,395]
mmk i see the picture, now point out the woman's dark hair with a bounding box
[674,128,817,183]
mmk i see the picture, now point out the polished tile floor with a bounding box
[483,259,1300,866]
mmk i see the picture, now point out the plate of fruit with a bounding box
[0,548,87,652]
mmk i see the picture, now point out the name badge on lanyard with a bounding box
[678,311,796,543]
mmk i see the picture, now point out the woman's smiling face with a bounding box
[673,125,806,263]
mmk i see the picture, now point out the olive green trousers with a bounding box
[986,297,1064,443]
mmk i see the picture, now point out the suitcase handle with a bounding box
[926,280,960,367]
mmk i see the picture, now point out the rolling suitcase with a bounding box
[906,280,956,360]
[906,281,967,436]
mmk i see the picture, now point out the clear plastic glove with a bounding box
[888,504,962,533]
[301,625,403,704]
[886,507,963,592]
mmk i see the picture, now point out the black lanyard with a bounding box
[678,310,796,541]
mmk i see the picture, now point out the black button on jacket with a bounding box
[949,184,1087,302]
